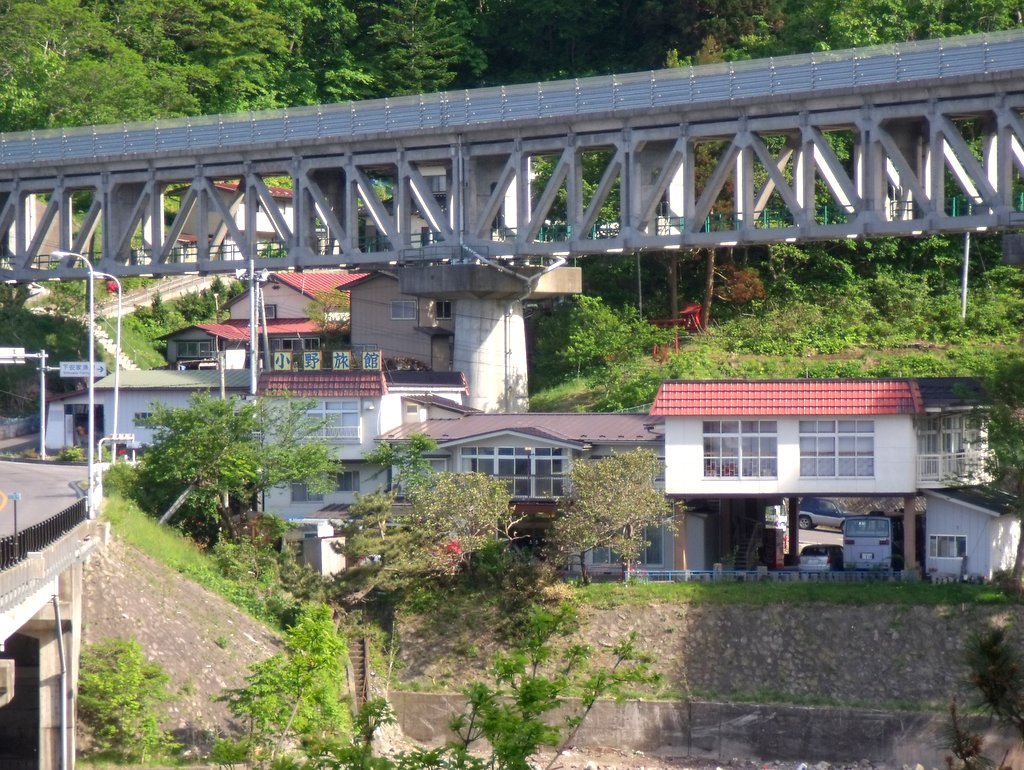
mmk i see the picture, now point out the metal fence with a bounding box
[0,498,88,572]
[626,567,909,583]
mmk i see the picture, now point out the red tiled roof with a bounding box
[271,271,370,297]
[257,370,387,397]
[649,379,924,416]
[189,319,321,341]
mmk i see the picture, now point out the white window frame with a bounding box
[799,419,874,478]
[702,420,777,478]
[308,399,361,441]
[391,299,416,320]
[929,534,967,559]
[459,446,566,497]
[272,337,321,351]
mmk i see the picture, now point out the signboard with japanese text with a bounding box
[60,361,107,378]
[272,351,293,371]
[331,351,352,370]
[301,351,322,370]
[361,350,382,370]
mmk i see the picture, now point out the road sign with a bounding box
[0,491,7,512]
[60,361,108,378]
[0,347,26,363]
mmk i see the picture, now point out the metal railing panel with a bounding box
[2,31,1024,169]
[0,499,87,573]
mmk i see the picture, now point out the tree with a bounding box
[307,288,352,349]
[78,638,179,762]
[408,471,522,574]
[979,357,1024,588]
[964,625,1024,742]
[219,603,350,763]
[548,449,673,583]
[301,603,656,770]
[133,392,335,546]
[352,0,484,95]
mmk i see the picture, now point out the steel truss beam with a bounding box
[1,32,1023,282]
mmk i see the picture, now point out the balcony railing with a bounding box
[916,451,985,484]
[503,475,565,499]
[317,425,361,442]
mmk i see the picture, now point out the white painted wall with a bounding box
[923,493,1019,580]
[662,414,917,496]
[45,389,224,451]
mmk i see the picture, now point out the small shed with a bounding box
[922,487,1019,581]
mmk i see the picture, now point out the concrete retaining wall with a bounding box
[0,417,38,440]
[391,691,1021,767]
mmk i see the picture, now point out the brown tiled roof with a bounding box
[163,319,321,341]
[271,271,370,297]
[650,379,924,416]
[378,413,661,446]
[257,370,387,397]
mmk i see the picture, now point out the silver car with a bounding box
[797,497,851,530]
[798,544,845,571]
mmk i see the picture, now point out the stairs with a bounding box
[349,637,370,708]
[734,522,764,570]
[92,318,139,372]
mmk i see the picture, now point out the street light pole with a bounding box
[95,272,122,451]
[50,250,97,517]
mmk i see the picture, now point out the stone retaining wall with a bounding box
[391,692,1021,767]
[394,602,1024,764]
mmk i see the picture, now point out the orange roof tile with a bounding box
[649,379,924,416]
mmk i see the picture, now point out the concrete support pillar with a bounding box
[672,502,687,571]
[903,494,918,573]
[453,298,528,413]
[787,496,800,565]
[17,564,82,770]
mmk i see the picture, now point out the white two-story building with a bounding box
[650,377,991,573]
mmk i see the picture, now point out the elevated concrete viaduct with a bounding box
[1,30,1023,406]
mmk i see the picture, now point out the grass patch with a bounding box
[97,314,168,369]
[575,578,1013,607]
[101,494,283,628]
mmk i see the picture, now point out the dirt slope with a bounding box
[81,537,282,755]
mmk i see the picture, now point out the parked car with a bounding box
[798,543,845,571]
[797,497,852,530]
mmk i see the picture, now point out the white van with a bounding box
[842,515,893,570]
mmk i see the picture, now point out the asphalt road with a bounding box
[0,460,85,536]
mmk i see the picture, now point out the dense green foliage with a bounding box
[78,638,179,762]
[3,0,1021,135]
[218,603,351,762]
[530,233,1024,411]
[124,392,335,545]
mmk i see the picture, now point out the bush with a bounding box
[102,461,140,498]
[57,446,84,463]
[78,638,179,762]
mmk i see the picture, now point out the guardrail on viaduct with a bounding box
[0,500,87,573]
